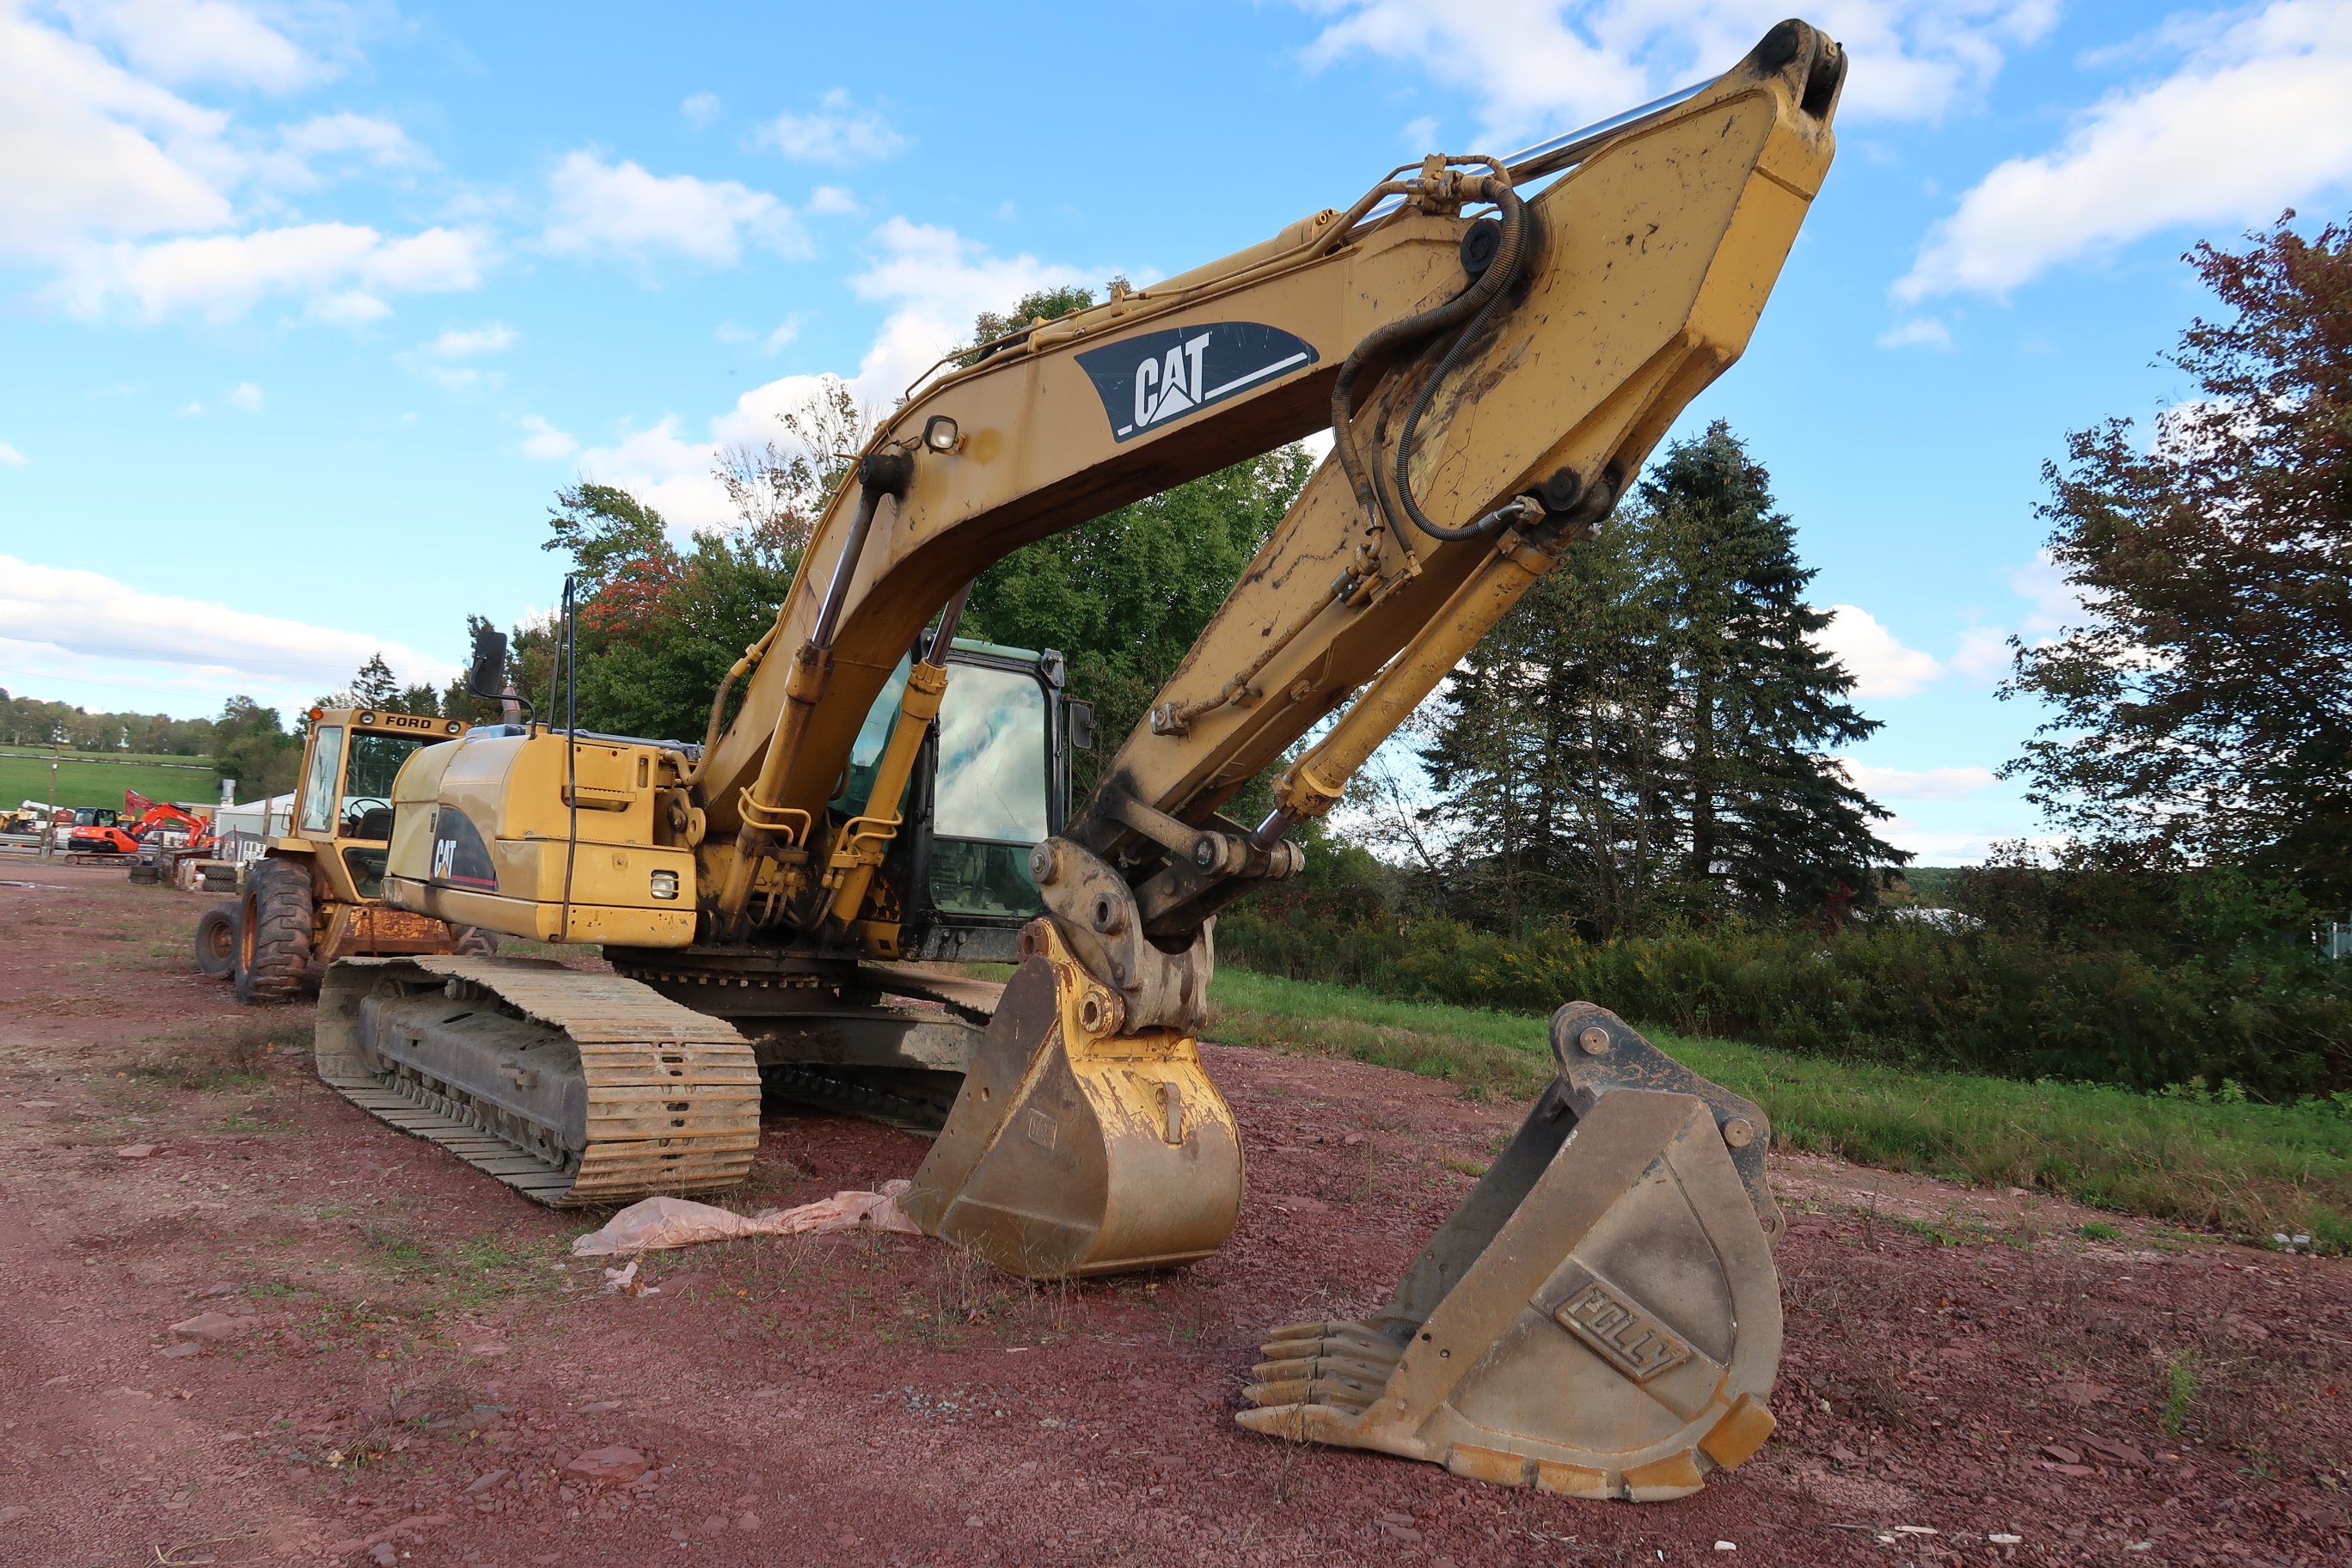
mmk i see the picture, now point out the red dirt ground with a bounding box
[3,863,2349,1567]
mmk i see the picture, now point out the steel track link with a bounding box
[317,956,762,1207]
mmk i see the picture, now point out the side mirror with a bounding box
[1068,701,1094,751]
[466,626,510,701]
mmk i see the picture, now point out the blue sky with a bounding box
[3,1,2350,860]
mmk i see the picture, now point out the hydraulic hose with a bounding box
[1381,182,1536,542]
[1328,165,1530,557]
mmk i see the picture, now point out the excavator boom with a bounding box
[346,16,1847,1503]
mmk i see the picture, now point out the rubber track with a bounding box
[318,957,760,1208]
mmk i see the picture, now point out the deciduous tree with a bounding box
[2006,211,2352,907]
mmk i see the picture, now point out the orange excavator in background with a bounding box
[68,791,215,856]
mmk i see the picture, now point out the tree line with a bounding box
[0,693,219,756]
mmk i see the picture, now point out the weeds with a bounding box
[2161,1351,2201,1435]
[1204,967,2352,1246]
[2076,1222,2123,1240]
[122,1013,286,1091]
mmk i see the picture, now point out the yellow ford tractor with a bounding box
[194,707,497,1002]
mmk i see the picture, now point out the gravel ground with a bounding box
[2,864,2348,1567]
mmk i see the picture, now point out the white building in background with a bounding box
[211,793,296,864]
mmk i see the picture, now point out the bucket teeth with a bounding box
[1256,1329,1401,1365]
[1248,1351,1395,1383]
[1258,1321,1402,1360]
[1233,1004,1784,1504]
[1243,1370,1384,1412]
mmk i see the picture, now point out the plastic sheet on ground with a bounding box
[570,1179,922,1257]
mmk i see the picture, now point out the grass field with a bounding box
[0,750,222,811]
[1206,965,2352,1249]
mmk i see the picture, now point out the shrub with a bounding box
[1216,907,2352,1099]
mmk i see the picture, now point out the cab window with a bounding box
[340,732,432,838]
[299,726,345,833]
[834,657,913,818]
[928,665,1050,920]
[933,665,1049,842]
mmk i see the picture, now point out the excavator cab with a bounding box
[836,639,1082,963]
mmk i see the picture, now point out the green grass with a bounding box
[0,749,220,812]
[1207,966,2352,1246]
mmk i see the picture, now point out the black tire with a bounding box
[453,926,500,958]
[234,857,315,1005]
[193,900,239,978]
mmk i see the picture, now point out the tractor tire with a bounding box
[235,858,315,1005]
[193,900,240,979]
[452,925,500,957]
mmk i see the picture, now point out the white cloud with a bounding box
[56,0,329,94]
[0,9,235,256]
[567,371,878,530]
[426,322,518,358]
[681,91,721,127]
[556,218,1101,529]
[847,217,1093,399]
[1876,315,1951,350]
[1293,1,2057,144]
[0,553,460,714]
[760,314,807,355]
[259,112,432,189]
[1899,0,2352,299]
[542,151,809,266]
[574,417,735,527]
[0,8,462,324]
[2003,548,2093,640]
[226,379,261,410]
[1873,817,2047,866]
[1948,624,2011,680]
[1834,757,1999,800]
[54,222,490,323]
[806,184,859,216]
[1817,603,1943,697]
[0,440,27,466]
[754,90,908,162]
[518,415,578,461]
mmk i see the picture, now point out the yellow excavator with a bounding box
[319,20,1841,1501]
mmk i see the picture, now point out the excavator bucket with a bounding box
[898,918,1243,1278]
[1238,1004,1784,1501]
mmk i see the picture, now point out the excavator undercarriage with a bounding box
[313,17,1848,1500]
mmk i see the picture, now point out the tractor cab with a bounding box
[281,707,469,902]
[205,707,485,1007]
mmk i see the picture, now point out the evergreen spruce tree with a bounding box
[347,652,402,709]
[1645,422,1903,921]
[1421,422,1903,934]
